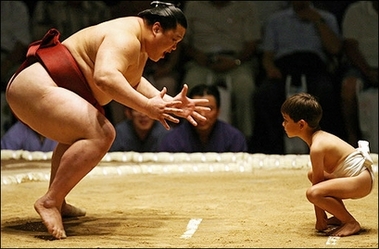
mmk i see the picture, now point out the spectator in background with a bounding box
[1,121,57,152]
[340,1,378,147]
[1,1,32,136]
[313,1,358,29]
[31,1,111,41]
[109,106,169,152]
[181,1,261,141]
[254,1,290,31]
[158,84,248,153]
[252,1,342,154]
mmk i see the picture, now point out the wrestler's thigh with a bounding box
[6,64,114,144]
[312,170,372,199]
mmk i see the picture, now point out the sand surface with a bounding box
[1,158,378,248]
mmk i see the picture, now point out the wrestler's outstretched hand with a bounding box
[145,87,184,130]
[172,84,210,126]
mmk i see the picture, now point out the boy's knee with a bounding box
[306,186,322,203]
[307,170,312,181]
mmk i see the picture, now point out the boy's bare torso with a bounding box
[310,131,356,173]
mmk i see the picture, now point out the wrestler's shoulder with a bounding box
[95,17,141,32]
[77,17,142,41]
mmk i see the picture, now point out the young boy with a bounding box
[281,92,375,237]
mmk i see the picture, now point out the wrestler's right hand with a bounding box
[144,87,184,130]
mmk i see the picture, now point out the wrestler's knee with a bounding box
[104,124,116,146]
[96,121,116,151]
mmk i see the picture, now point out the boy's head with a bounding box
[281,93,322,130]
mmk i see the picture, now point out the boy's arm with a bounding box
[310,149,329,230]
[310,148,325,185]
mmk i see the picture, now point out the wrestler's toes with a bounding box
[50,227,67,240]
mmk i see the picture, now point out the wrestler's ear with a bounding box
[152,22,161,35]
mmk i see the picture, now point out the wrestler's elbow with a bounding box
[93,72,113,92]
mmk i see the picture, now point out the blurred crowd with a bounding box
[1,1,377,153]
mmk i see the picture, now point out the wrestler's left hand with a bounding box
[172,84,210,126]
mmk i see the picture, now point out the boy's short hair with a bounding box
[281,93,322,129]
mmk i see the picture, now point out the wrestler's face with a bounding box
[193,95,219,132]
[149,23,185,62]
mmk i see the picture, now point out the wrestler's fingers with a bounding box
[191,111,207,121]
[192,98,209,105]
[159,119,171,130]
[160,87,167,97]
[166,100,182,107]
[186,115,198,126]
[195,106,211,112]
[163,113,180,124]
[164,106,183,113]
[179,84,189,96]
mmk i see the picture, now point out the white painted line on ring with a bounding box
[326,236,340,245]
[180,218,202,239]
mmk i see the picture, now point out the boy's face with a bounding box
[282,113,300,138]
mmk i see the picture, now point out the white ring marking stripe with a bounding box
[326,236,340,245]
[180,218,202,239]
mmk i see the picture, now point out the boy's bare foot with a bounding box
[34,197,67,239]
[61,202,86,218]
[327,216,342,226]
[329,220,361,237]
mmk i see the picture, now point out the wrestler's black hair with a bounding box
[137,1,187,30]
[189,84,221,109]
[281,92,322,130]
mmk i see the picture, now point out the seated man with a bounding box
[109,106,170,152]
[158,84,248,152]
[181,1,261,139]
[1,121,57,152]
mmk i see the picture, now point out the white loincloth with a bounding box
[332,150,375,191]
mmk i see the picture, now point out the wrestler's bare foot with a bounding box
[327,216,342,226]
[34,196,67,239]
[329,220,361,237]
[61,202,86,218]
